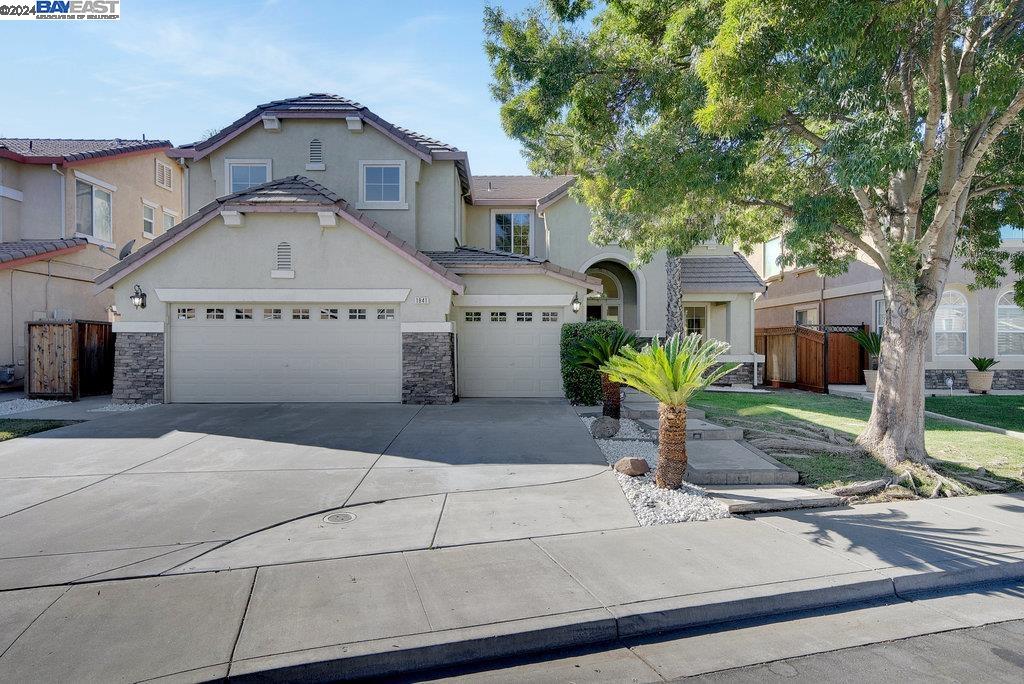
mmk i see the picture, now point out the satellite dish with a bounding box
[118,240,135,260]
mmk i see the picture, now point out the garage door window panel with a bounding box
[490,311,507,322]
[377,308,396,320]
[176,307,195,320]
[235,308,253,320]
[321,308,339,320]
[349,308,367,320]
[292,308,310,320]
[465,311,481,322]
[264,308,282,320]
[206,308,224,320]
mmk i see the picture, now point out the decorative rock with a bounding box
[614,457,650,476]
[591,416,620,439]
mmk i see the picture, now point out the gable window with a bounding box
[306,139,325,170]
[763,237,782,278]
[142,203,155,237]
[934,290,968,355]
[155,160,173,190]
[997,291,1024,355]
[684,306,707,339]
[492,211,532,255]
[226,160,271,194]
[75,180,113,243]
[162,210,176,234]
[358,160,406,208]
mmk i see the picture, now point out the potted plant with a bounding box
[967,357,998,394]
[850,329,882,392]
[601,333,736,488]
[568,328,637,419]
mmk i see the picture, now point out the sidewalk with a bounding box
[2,493,1024,682]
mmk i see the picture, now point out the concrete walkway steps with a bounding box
[4,494,1024,682]
[633,417,744,441]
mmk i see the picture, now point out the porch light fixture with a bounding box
[130,284,147,309]
[571,292,581,313]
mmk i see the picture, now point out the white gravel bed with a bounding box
[88,402,157,413]
[580,415,651,440]
[582,417,729,525]
[0,398,70,416]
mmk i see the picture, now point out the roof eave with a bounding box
[0,243,88,270]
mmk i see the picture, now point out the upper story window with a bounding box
[492,211,533,256]
[226,159,271,194]
[163,209,177,234]
[142,203,156,237]
[75,179,113,243]
[934,290,968,356]
[763,237,782,278]
[358,160,406,208]
[997,291,1024,356]
[155,159,173,190]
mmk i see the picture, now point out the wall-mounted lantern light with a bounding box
[130,284,147,309]
[571,292,581,314]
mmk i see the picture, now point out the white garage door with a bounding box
[168,304,400,402]
[457,307,564,397]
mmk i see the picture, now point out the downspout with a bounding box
[51,164,65,238]
[178,158,189,216]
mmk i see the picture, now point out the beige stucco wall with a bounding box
[110,212,454,325]
[12,164,62,242]
[0,159,28,242]
[679,294,755,356]
[0,246,115,378]
[185,120,461,250]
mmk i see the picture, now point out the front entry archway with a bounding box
[584,259,639,331]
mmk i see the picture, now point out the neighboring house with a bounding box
[0,138,184,384]
[95,94,764,404]
[749,229,1024,390]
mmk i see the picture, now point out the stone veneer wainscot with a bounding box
[402,332,455,404]
[112,332,165,404]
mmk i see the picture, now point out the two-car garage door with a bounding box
[168,303,400,402]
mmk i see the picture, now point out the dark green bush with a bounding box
[560,320,628,405]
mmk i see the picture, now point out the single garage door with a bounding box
[457,307,564,397]
[168,304,400,402]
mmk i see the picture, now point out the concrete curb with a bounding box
[223,561,1024,681]
[921,409,1024,442]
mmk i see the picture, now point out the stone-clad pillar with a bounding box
[112,332,165,404]
[402,331,456,404]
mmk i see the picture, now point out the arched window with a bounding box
[275,241,292,271]
[308,139,323,165]
[934,290,968,356]
[997,291,1024,355]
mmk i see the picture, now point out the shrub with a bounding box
[970,357,998,372]
[560,320,628,405]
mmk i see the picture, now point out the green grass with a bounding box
[0,419,73,441]
[925,395,1024,433]
[691,389,1024,485]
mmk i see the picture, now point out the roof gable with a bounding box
[673,254,767,293]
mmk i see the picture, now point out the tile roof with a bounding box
[0,138,171,163]
[471,175,575,202]
[96,176,464,293]
[675,254,767,293]
[423,246,599,288]
[0,238,88,265]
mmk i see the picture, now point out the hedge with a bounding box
[560,320,628,405]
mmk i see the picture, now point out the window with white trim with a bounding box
[349,308,367,320]
[263,308,282,320]
[142,204,155,237]
[155,160,173,190]
[490,311,508,323]
[542,311,559,322]
[235,308,253,320]
[997,291,1024,355]
[377,308,396,320]
[206,308,224,320]
[763,237,782,278]
[934,290,968,355]
[75,180,112,242]
[320,308,339,320]
[684,306,707,338]
[227,160,270,193]
[292,308,310,320]
[493,211,532,255]
[176,307,195,320]
[308,139,323,165]
[360,162,403,203]
[163,210,176,234]
[516,311,533,322]
[276,242,292,271]
[795,306,819,326]
[465,311,481,322]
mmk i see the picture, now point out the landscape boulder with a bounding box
[614,457,650,476]
[591,416,620,439]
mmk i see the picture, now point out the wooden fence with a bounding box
[755,323,868,394]
[27,321,114,400]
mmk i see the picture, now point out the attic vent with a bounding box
[309,139,323,164]
[276,241,292,271]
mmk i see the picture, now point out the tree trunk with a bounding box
[655,403,687,488]
[601,373,621,419]
[856,287,936,466]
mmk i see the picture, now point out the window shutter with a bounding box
[155,160,172,190]
[309,139,323,164]
[276,241,292,271]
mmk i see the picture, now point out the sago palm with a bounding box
[568,329,637,419]
[601,333,737,489]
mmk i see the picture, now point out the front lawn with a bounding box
[925,395,1024,433]
[0,419,74,441]
[691,390,1024,491]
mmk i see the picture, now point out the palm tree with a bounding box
[568,329,637,419]
[602,334,737,488]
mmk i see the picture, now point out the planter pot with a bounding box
[863,370,878,393]
[966,370,994,394]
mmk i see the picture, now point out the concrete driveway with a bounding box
[0,399,634,590]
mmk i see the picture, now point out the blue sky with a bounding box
[0,0,536,174]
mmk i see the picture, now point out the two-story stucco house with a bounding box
[749,230,1024,390]
[95,94,764,404]
[0,138,184,384]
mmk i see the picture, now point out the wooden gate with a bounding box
[827,324,869,385]
[755,323,868,393]
[27,321,114,400]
